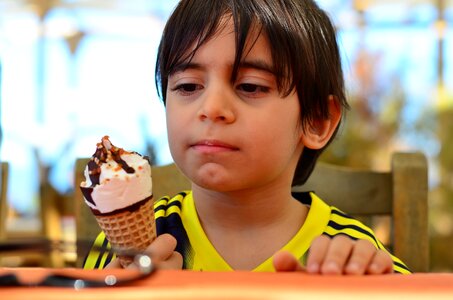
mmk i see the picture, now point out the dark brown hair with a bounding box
[155,0,349,185]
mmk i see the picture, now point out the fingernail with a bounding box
[307,262,319,273]
[347,262,360,274]
[324,262,340,274]
[370,263,380,273]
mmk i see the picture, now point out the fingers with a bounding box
[146,233,178,261]
[307,235,394,275]
[307,234,352,275]
[273,251,305,272]
[105,258,122,269]
[344,239,375,275]
[147,233,183,270]
[121,234,183,270]
[366,250,394,275]
[158,251,183,270]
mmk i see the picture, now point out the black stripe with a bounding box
[327,220,382,249]
[323,232,357,240]
[104,250,114,267]
[177,191,188,197]
[331,208,352,218]
[155,201,182,213]
[82,252,88,268]
[292,191,312,205]
[93,237,109,269]
[330,209,379,242]
[157,196,171,201]
[394,261,411,272]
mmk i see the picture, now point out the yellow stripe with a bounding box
[155,197,169,219]
[330,211,373,232]
[394,263,411,274]
[166,204,181,216]
[83,232,109,269]
[168,195,184,205]
[389,253,411,273]
[155,209,166,219]
[99,250,111,268]
[155,195,183,218]
[155,197,169,209]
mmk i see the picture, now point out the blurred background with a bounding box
[0,0,452,270]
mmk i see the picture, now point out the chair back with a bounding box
[0,161,66,267]
[0,162,9,240]
[74,158,191,267]
[292,152,429,272]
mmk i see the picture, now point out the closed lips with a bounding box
[191,140,239,151]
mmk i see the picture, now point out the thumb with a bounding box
[273,251,306,272]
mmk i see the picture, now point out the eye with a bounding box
[171,83,203,95]
[237,83,270,94]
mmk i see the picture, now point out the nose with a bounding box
[197,87,236,123]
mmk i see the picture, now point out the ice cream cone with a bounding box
[93,195,156,267]
[80,136,156,268]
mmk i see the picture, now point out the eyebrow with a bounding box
[169,59,276,76]
[170,62,203,75]
[240,59,275,75]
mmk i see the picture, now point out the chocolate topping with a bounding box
[89,195,153,216]
[80,186,95,206]
[86,136,138,188]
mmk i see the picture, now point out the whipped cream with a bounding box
[80,136,152,214]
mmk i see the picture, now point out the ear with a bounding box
[300,95,342,150]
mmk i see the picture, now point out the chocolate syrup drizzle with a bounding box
[81,136,149,208]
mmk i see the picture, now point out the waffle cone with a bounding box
[94,196,156,268]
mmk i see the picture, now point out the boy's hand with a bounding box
[106,233,183,270]
[273,235,394,275]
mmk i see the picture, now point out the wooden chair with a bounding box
[0,161,66,267]
[73,158,191,267]
[292,152,429,272]
[0,162,9,241]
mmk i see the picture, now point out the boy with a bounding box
[85,0,410,274]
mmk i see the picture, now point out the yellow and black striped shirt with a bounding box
[83,191,411,274]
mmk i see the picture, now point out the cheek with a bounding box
[249,117,302,161]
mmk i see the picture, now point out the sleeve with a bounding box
[83,195,171,269]
[324,207,412,274]
[83,231,115,269]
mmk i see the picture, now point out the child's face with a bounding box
[165,18,305,192]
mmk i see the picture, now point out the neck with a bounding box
[191,181,308,270]
[192,181,297,229]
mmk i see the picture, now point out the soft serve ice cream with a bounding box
[80,136,152,214]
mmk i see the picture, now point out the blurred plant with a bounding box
[319,43,453,270]
[429,87,453,271]
[320,48,406,170]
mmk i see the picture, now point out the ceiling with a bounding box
[0,0,450,40]
[0,0,452,16]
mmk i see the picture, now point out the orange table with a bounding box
[1,269,452,299]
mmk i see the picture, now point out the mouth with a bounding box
[190,139,239,153]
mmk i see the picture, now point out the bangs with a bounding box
[155,0,296,103]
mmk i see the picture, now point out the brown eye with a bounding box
[239,84,258,92]
[171,83,202,95]
[237,84,270,94]
[178,84,199,92]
